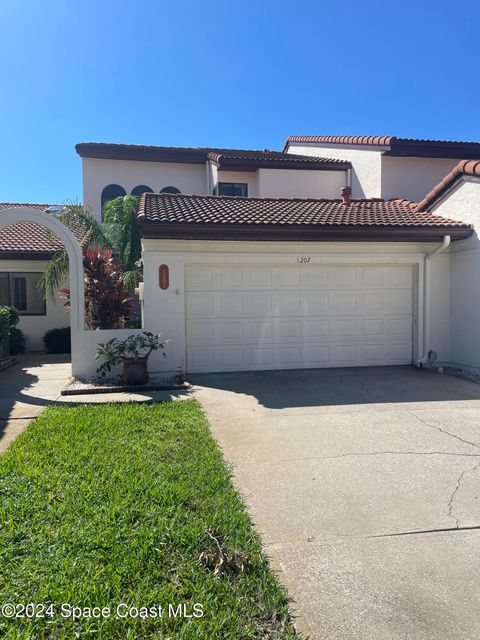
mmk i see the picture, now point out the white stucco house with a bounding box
[2,135,480,379]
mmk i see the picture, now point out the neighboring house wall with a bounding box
[256,168,346,199]
[140,238,450,375]
[429,180,480,372]
[287,143,384,198]
[381,157,459,201]
[82,158,207,219]
[0,259,70,351]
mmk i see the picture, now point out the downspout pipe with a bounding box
[416,234,451,367]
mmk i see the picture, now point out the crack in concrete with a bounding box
[339,376,378,399]
[320,450,480,461]
[409,410,480,450]
[368,524,480,539]
[447,460,480,522]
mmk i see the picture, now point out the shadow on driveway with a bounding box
[190,365,480,409]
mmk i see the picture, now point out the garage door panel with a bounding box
[186,264,413,372]
[387,291,412,313]
[358,266,385,287]
[187,293,213,316]
[328,293,356,314]
[304,268,328,287]
[328,266,356,286]
[358,292,385,313]
[387,266,413,287]
[305,294,328,314]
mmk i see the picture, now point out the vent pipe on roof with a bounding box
[341,186,352,205]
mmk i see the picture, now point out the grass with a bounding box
[0,400,304,639]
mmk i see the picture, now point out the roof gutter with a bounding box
[416,234,451,367]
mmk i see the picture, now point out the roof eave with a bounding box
[138,222,472,243]
[75,144,206,164]
[217,158,350,172]
[0,250,55,260]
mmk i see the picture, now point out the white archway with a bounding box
[0,207,85,372]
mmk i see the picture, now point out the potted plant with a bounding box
[96,331,167,385]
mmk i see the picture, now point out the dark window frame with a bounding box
[216,182,248,197]
[101,184,127,216]
[0,272,46,316]
[160,186,181,194]
[130,185,154,197]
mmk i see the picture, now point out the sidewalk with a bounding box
[0,354,71,453]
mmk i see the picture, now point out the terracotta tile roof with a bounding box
[76,142,349,170]
[284,135,480,159]
[416,160,480,212]
[287,135,395,147]
[0,203,86,257]
[137,193,472,242]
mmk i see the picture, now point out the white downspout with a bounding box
[416,234,451,366]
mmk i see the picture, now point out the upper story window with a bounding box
[160,186,181,194]
[130,185,153,197]
[101,184,127,212]
[0,272,46,316]
[216,182,248,197]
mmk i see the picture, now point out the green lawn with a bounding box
[0,400,304,639]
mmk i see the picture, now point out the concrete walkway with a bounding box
[192,366,480,640]
[0,354,71,453]
[0,354,191,453]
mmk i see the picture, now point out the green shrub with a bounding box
[9,326,26,354]
[0,305,20,347]
[43,327,71,354]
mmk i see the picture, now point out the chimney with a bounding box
[341,186,352,205]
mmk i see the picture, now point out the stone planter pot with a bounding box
[122,356,149,385]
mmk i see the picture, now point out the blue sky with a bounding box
[0,0,479,203]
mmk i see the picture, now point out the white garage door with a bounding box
[186,264,413,373]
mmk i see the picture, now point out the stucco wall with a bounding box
[141,239,450,375]
[0,259,70,351]
[430,180,480,371]
[287,143,384,198]
[216,171,259,197]
[381,157,459,202]
[82,158,207,219]
[257,168,346,199]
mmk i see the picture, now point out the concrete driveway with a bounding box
[192,366,480,640]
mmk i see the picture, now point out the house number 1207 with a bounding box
[297,257,311,263]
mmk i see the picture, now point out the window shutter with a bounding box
[14,277,27,311]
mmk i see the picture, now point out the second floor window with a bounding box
[216,182,248,197]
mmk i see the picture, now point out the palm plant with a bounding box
[102,195,142,292]
[40,196,142,299]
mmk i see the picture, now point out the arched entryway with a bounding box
[0,207,85,376]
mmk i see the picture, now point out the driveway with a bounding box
[192,366,480,640]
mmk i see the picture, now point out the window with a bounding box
[130,185,153,197]
[160,186,181,194]
[101,184,127,212]
[216,182,248,197]
[0,272,46,315]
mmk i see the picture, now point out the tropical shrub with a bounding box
[60,246,134,330]
[0,306,20,348]
[43,327,71,354]
[9,327,26,355]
